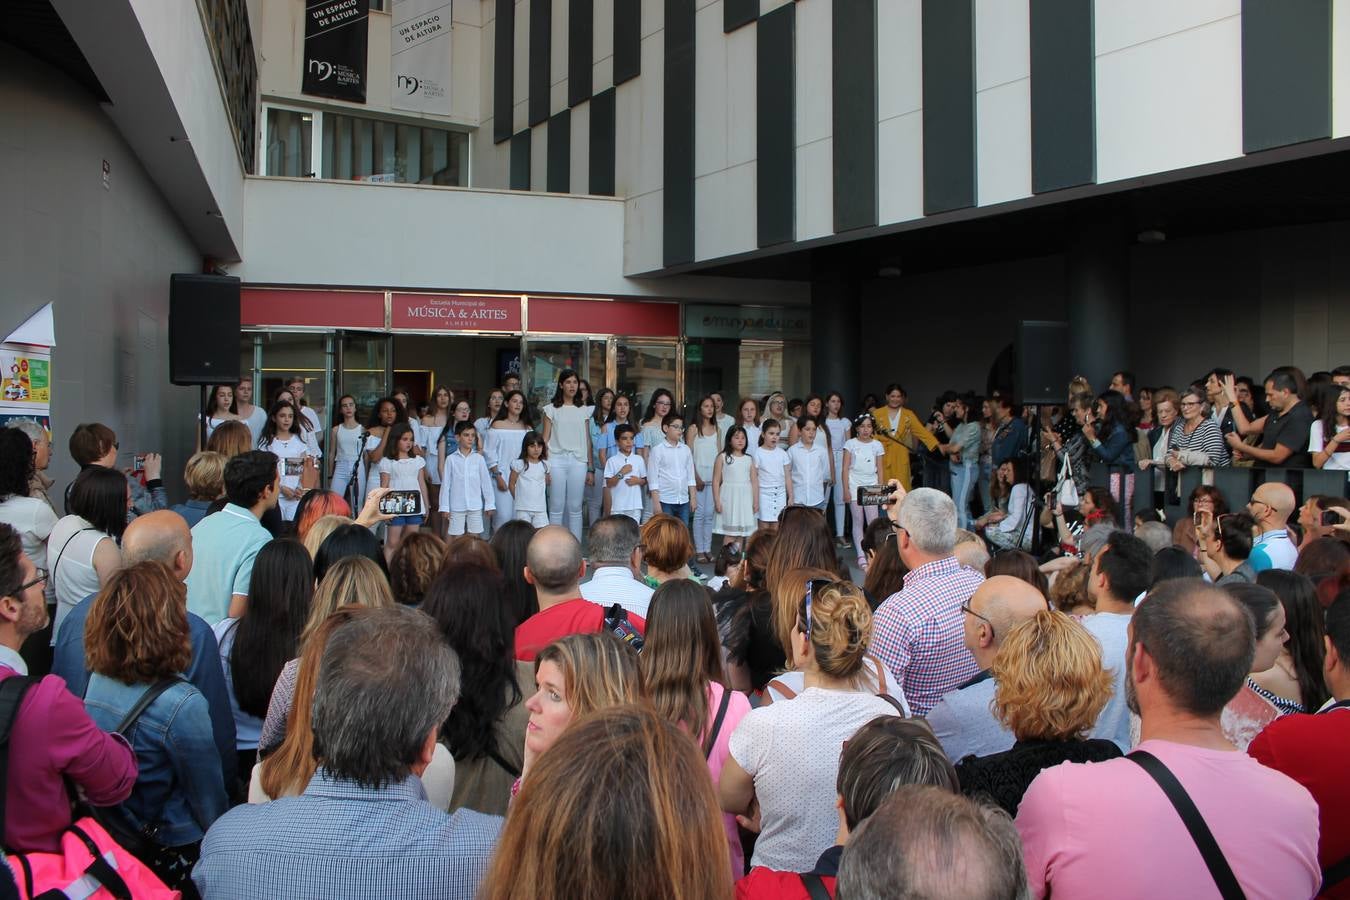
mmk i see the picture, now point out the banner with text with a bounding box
[391,294,522,331]
[391,0,453,115]
[302,0,369,103]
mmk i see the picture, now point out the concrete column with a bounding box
[1066,222,1130,391]
[810,271,862,404]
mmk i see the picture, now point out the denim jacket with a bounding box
[84,674,229,847]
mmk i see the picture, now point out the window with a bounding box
[321,112,468,186]
[265,108,313,177]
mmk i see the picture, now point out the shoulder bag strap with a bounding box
[0,676,36,850]
[876,693,906,716]
[868,653,888,694]
[50,525,96,586]
[114,677,184,735]
[484,744,522,779]
[702,686,734,760]
[1127,750,1246,900]
[799,872,832,900]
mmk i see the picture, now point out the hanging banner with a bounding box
[391,0,453,115]
[302,0,369,103]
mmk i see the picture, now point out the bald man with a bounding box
[51,510,238,787]
[514,525,646,662]
[1246,481,1298,573]
[923,576,1049,762]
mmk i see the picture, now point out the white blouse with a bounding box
[543,403,595,462]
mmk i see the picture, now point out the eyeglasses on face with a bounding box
[960,599,995,641]
[17,567,48,593]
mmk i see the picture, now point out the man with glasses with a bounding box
[0,522,138,853]
[580,514,654,618]
[1246,482,1298,573]
[926,576,1050,763]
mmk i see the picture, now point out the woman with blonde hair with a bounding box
[953,610,1119,815]
[640,513,695,585]
[300,513,353,559]
[518,631,645,790]
[84,561,229,889]
[171,450,227,527]
[257,556,394,757]
[720,578,903,872]
[641,580,752,878]
[205,418,252,459]
[482,705,731,900]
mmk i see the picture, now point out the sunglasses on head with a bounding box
[801,578,834,637]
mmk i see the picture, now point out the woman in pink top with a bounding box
[640,579,752,879]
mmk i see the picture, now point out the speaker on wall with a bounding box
[1015,320,1070,406]
[169,274,241,386]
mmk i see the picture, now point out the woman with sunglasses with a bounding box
[720,576,904,873]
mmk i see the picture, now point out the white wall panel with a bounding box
[976,0,1030,89]
[551,0,568,114]
[878,0,922,121]
[643,0,664,37]
[570,100,590,192]
[795,137,832,241]
[977,79,1031,206]
[695,162,756,260]
[1334,0,1350,138]
[761,0,793,13]
[695,3,728,177]
[614,78,641,196]
[1094,0,1239,56]
[513,0,530,132]
[795,0,832,146]
[878,110,923,225]
[595,0,615,62]
[624,189,664,273]
[1096,17,1242,183]
[727,21,757,166]
[633,32,665,195]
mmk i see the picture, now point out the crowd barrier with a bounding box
[1085,462,1350,525]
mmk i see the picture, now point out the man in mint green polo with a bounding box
[186,450,278,625]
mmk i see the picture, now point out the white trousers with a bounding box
[514,509,549,527]
[547,454,587,541]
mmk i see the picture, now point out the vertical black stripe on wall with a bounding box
[757,4,795,247]
[529,0,551,127]
[1241,0,1332,153]
[724,0,757,33]
[832,0,876,233]
[547,111,571,192]
[493,0,514,144]
[509,130,531,190]
[614,0,641,85]
[920,0,976,215]
[589,87,617,196]
[569,0,594,107]
[1030,0,1095,193]
[663,0,696,266]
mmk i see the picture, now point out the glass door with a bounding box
[523,337,607,415]
[336,332,392,425]
[616,339,682,413]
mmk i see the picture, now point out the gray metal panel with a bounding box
[725,0,757,32]
[569,0,594,107]
[614,0,641,84]
[589,87,616,196]
[1030,0,1095,193]
[547,110,571,193]
[757,3,795,247]
[510,129,531,190]
[921,0,976,214]
[493,0,514,144]
[833,0,877,232]
[1242,0,1332,154]
[664,0,696,266]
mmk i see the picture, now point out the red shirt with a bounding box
[514,598,646,662]
[1249,704,1350,899]
[736,868,837,899]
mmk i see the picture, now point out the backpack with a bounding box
[0,675,177,899]
[602,603,644,652]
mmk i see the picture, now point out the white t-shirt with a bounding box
[376,455,426,492]
[510,459,550,511]
[844,438,884,488]
[603,450,647,511]
[824,417,850,453]
[729,687,902,871]
[755,445,789,490]
[0,495,58,573]
[764,658,910,713]
[1308,421,1350,471]
[542,403,595,461]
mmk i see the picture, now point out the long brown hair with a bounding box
[772,565,840,657]
[640,580,725,754]
[480,705,732,900]
[205,419,252,458]
[259,605,372,799]
[85,561,190,683]
[764,505,838,596]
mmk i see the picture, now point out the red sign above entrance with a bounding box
[391,293,522,332]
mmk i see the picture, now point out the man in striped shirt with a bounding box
[870,487,984,717]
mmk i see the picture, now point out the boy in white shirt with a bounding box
[648,412,697,529]
[603,424,648,523]
[438,420,495,536]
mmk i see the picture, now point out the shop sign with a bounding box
[683,305,810,341]
[685,343,703,364]
[391,293,522,331]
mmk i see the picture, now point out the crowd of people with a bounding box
[0,360,1347,899]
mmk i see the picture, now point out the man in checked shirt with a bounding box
[870,485,984,717]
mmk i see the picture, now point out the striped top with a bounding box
[1169,418,1229,467]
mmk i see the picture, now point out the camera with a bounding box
[133,454,146,473]
[857,484,898,506]
[1322,510,1343,527]
[379,490,423,516]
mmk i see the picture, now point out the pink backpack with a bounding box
[0,676,179,899]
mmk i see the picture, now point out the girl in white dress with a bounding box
[258,401,321,521]
[509,432,551,527]
[713,426,758,541]
[755,420,792,526]
[377,423,428,561]
[486,390,533,527]
[639,389,674,523]
[198,384,239,450]
[688,395,721,562]
[823,392,852,545]
[540,370,594,541]
[736,397,762,460]
[843,413,886,569]
[234,377,267,447]
[329,395,366,507]
[363,397,401,505]
[475,389,504,442]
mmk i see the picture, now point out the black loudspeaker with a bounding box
[169,274,241,386]
[1015,320,1070,406]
